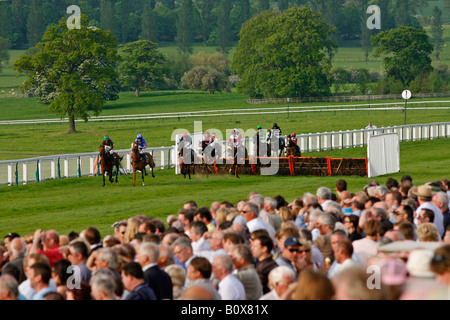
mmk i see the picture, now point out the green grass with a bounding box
[0,137,448,238]
[0,91,449,160]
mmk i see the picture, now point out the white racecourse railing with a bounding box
[0,147,174,186]
[1,122,449,185]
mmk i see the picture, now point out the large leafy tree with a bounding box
[231,6,337,98]
[13,15,121,133]
[372,26,433,86]
[118,40,167,97]
[176,0,194,54]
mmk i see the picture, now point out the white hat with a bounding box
[406,249,435,278]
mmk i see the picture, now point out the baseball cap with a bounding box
[284,236,300,247]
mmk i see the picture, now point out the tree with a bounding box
[372,26,433,86]
[27,0,46,47]
[181,66,230,94]
[197,0,215,46]
[176,0,194,54]
[141,0,159,42]
[13,16,121,133]
[118,40,167,97]
[216,0,232,54]
[0,37,9,73]
[231,6,336,98]
[430,6,444,61]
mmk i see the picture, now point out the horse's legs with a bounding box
[141,170,145,186]
[102,172,105,186]
[133,169,136,187]
[151,165,155,178]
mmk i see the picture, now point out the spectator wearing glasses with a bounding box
[275,236,300,276]
[240,201,275,242]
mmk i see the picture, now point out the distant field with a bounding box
[0,90,449,160]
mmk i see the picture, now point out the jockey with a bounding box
[272,122,282,135]
[256,125,266,140]
[102,135,115,162]
[179,132,192,146]
[228,128,242,148]
[203,131,213,145]
[135,133,148,161]
[291,132,298,145]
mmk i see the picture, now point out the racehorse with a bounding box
[228,144,248,179]
[131,141,155,187]
[267,129,285,157]
[199,140,222,176]
[99,145,123,187]
[285,135,301,157]
[178,139,197,179]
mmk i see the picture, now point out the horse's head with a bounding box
[99,145,105,155]
[132,141,139,153]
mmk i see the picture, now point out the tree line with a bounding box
[0,0,443,52]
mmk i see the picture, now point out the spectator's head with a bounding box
[417,223,440,242]
[187,257,212,281]
[0,275,19,300]
[267,266,296,298]
[292,270,335,300]
[171,237,193,263]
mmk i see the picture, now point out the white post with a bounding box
[38,161,42,181]
[360,131,364,146]
[64,159,69,178]
[8,164,13,186]
[308,134,313,152]
[317,135,320,151]
[324,134,328,150]
[51,159,56,179]
[127,154,131,172]
[300,137,305,153]
[160,148,165,170]
[89,157,94,175]
[23,163,28,185]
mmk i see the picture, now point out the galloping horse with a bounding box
[285,135,301,157]
[178,140,197,179]
[199,140,222,176]
[131,141,155,186]
[99,145,123,186]
[267,129,285,157]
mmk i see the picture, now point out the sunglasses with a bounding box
[288,248,300,253]
[240,210,250,214]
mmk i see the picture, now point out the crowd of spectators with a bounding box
[0,176,449,300]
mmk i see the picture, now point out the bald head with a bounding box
[10,238,26,258]
[384,230,404,242]
[181,285,214,300]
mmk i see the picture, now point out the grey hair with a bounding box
[309,208,323,222]
[98,247,118,270]
[246,201,260,217]
[159,243,175,265]
[249,194,265,209]
[139,242,160,263]
[231,244,253,263]
[264,197,277,210]
[326,202,343,216]
[303,192,318,206]
[269,266,296,287]
[375,185,389,197]
[435,191,449,209]
[0,274,19,299]
[320,212,336,229]
[172,236,193,251]
[214,254,233,273]
[317,187,332,200]
[91,273,116,297]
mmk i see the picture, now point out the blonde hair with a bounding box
[226,208,240,222]
[417,223,440,242]
[164,264,186,287]
[292,270,334,300]
[278,206,295,222]
[124,217,140,243]
[215,208,230,227]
